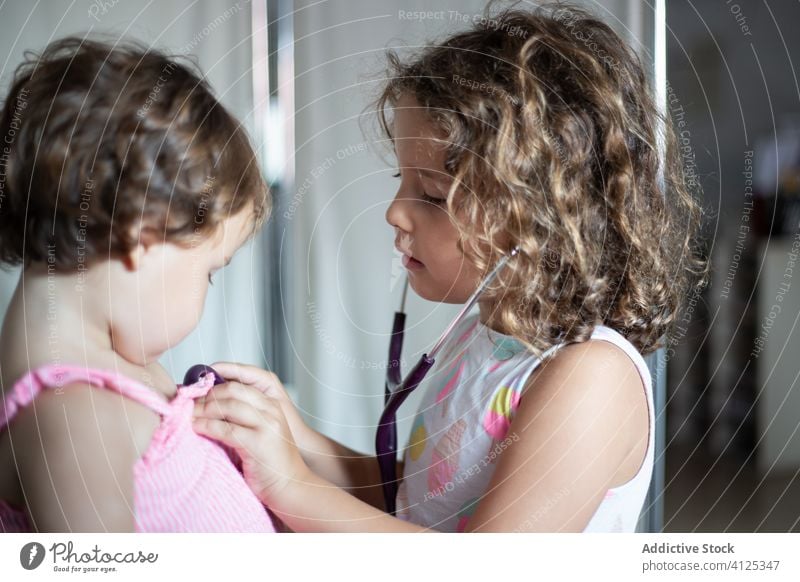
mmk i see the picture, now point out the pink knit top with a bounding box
[0,364,277,533]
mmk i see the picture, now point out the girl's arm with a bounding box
[210,362,398,510]
[295,428,402,511]
[264,467,430,532]
[464,339,650,532]
[12,384,158,532]
[195,339,647,532]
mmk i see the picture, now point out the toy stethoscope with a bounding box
[184,247,519,516]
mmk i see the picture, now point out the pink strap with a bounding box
[1,364,175,430]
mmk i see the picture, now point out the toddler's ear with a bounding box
[121,226,162,271]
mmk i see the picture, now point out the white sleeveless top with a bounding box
[395,315,655,532]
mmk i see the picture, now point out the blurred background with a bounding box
[0,0,798,532]
[664,0,800,532]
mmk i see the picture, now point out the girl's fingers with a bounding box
[211,362,281,390]
[194,394,272,429]
[192,417,252,448]
[197,382,284,418]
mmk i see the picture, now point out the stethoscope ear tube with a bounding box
[427,247,519,360]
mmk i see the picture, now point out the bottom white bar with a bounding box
[1,533,797,581]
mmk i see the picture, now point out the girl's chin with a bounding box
[407,276,470,304]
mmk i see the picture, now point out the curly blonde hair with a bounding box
[376,3,709,358]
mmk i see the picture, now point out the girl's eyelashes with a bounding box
[392,170,446,206]
[421,192,446,206]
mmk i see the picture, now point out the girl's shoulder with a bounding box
[565,326,653,405]
[531,326,650,391]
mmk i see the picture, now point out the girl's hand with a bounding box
[209,362,311,446]
[192,381,309,505]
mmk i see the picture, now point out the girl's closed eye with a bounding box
[392,171,446,206]
[420,192,445,206]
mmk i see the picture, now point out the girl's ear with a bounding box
[121,226,161,272]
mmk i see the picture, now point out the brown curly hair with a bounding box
[376,3,709,357]
[0,37,269,270]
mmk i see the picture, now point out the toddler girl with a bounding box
[0,38,276,532]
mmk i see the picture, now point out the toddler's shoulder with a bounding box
[10,381,161,461]
[8,382,159,532]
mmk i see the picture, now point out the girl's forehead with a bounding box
[394,134,448,172]
[391,96,451,172]
[393,121,448,161]
[393,97,437,135]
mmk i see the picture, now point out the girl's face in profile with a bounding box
[385,95,482,304]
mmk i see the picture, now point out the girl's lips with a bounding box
[402,254,425,271]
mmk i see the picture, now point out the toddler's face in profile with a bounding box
[105,208,256,365]
[385,95,483,304]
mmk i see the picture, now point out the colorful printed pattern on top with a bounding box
[394,315,539,532]
[394,314,655,533]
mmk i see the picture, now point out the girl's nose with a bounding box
[385,190,413,234]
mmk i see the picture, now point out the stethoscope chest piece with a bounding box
[183,364,225,387]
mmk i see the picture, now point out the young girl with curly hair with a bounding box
[192,4,708,532]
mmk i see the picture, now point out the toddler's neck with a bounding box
[0,265,177,402]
